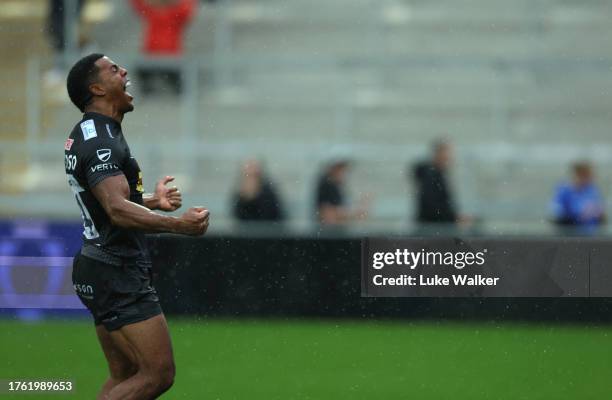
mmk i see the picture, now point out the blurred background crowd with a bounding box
[2,0,612,236]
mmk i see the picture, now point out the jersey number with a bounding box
[65,155,77,171]
[67,175,100,239]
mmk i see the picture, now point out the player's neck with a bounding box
[84,104,124,124]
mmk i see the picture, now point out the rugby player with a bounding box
[64,53,209,399]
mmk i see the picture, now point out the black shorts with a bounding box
[72,252,162,331]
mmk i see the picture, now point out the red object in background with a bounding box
[130,0,197,55]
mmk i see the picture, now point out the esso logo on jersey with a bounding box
[65,154,77,171]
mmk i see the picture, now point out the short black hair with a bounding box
[67,53,105,112]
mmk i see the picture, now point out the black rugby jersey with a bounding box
[64,112,149,262]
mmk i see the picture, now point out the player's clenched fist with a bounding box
[179,207,209,236]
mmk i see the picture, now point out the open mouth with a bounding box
[124,80,133,101]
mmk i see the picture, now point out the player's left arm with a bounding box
[143,175,182,212]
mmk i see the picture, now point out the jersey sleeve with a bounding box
[549,184,567,219]
[79,135,126,189]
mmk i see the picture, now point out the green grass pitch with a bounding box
[0,318,610,399]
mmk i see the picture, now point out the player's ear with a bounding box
[89,82,106,97]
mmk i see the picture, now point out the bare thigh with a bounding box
[96,325,138,381]
[109,314,175,376]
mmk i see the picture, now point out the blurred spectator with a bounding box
[45,0,87,86]
[130,0,197,95]
[412,140,467,225]
[550,161,605,233]
[315,160,369,225]
[232,160,285,222]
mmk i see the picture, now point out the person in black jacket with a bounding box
[232,160,284,222]
[315,160,369,225]
[412,140,458,224]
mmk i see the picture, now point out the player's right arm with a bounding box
[92,174,208,235]
[75,127,207,235]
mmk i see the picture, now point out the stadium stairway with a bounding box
[0,0,112,195]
